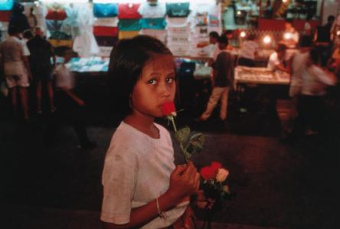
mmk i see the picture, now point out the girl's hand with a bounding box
[167,161,200,204]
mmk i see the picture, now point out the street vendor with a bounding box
[281,20,299,49]
[267,43,290,73]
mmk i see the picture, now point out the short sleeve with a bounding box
[101,138,138,224]
[21,42,30,56]
[267,53,280,70]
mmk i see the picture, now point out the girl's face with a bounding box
[130,54,176,118]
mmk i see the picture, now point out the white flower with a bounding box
[216,168,229,182]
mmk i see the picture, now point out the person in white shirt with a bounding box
[281,20,299,49]
[238,34,259,67]
[299,48,337,135]
[0,25,32,121]
[267,43,290,73]
[208,31,220,66]
[102,35,199,228]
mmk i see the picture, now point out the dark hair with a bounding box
[8,25,19,35]
[328,15,335,23]
[298,35,313,48]
[23,29,33,39]
[209,31,219,39]
[309,48,320,65]
[276,43,287,52]
[108,35,173,117]
[217,35,228,45]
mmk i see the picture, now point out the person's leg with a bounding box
[10,87,18,117]
[47,81,56,112]
[220,87,230,121]
[199,87,224,121]
[19,87,30,120]
[36,81,42,113]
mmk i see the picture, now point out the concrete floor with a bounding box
[1,85,340,229]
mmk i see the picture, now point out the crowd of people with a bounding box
[0,24,96,149]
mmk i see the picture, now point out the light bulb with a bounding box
[263,36,271,44]
[240,31,246,38]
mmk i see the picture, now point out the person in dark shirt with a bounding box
[9,2,30,35]
[198,36,234,121]
[26,27,56,113]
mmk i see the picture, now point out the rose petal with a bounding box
[161,102,176,117]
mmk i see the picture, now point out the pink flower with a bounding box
[162,102,177,117]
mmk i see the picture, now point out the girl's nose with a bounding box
[158,82,171,97]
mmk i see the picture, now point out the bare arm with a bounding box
[23,56,32,80]
[103,161,200,229]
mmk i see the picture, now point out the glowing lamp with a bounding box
[284,32,292,40]
[337,30,340,36]
[237,11,242,15]
[283,0,288,3]
[240,31,246,38]
[263,36,271,44]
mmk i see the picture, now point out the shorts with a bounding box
[5,75,30,88]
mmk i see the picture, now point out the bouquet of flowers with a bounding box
[162,102,232,228]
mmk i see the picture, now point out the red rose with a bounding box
[161,102,176,117]
[200,161,222,181]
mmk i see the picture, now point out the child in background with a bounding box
[101,35,200,228]
[45,48,96,149]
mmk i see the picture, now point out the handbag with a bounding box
[93,3,118,18]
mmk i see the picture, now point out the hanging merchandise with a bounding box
[93,26,118,37]
[118,30,139,39]
[60,3,79,38]
[118,19,141,31]
[45,3,67,20]
[73,3,99,57]
[139,29,166,43]
[140,18,166,30]
[118,3,141,19]
[166,2,190,18]
[94,17,118,27]
[93,3,118,18]
[138,1,166,18]
[0,0,13,11]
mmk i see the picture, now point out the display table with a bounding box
[66,57,109,73]
[234,66,290,85]
[234,66,291,109]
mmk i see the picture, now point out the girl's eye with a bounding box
[166,77,175,83]
[147,79,157,85]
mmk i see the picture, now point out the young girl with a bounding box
[101,35,200,228]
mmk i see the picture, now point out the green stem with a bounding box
[170,116,177,132]
[169,116,189,162]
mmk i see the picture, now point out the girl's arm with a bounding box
[103,161,200,229]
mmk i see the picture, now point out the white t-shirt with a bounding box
[0,36,30,78]
[54,64,75,90]
[302,65,336,96]
[101,122,188,228]
[138,2,166,18]
[239,40,258,60]
[267,52,289,71]
[289,51,309,97]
